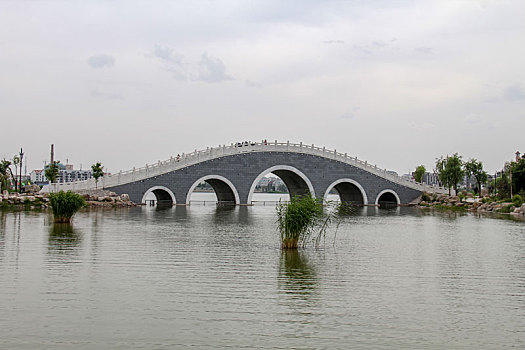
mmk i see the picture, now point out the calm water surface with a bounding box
[0,197,524,349]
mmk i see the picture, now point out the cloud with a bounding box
[408,121,435,130]
[245,80,262,88]
[88,54,115,68]
[463,113,482,124]
[322,40,345,44]
[149,44,187,80]
[503,83,525,101]
[415,47,433,54]
[149,46,232,83]
[339,107,359,119]
[151,44,183,64]
[196,53,232,83]
[91,89,122,100]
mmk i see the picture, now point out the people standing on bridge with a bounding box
[176,154,180,161]
[264,139,267,145]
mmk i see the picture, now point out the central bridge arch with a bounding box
[323,178,368,205]
[247,165,315,204]
[186,175,240,205]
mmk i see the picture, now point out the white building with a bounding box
[30,165,93,185]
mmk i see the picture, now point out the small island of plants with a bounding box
[48,191,86,223]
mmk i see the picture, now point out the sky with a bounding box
[1,0,524,176]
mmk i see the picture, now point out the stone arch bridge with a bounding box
[42,141,447,206]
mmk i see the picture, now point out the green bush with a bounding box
[48,191,86,223]
[512,194,523,207]
[421,193,431,202]
[497,204,514,213]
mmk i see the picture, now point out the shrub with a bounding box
[512,194,523,207]
[48,191,86,223]
[421,193,431,202]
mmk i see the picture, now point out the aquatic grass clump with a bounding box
[277,195,328,249]
[48,191,86,223]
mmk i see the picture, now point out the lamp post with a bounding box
[19,148,24,193]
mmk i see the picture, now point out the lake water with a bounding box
[1,194,524,349]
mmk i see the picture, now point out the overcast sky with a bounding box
[1,0,524,175]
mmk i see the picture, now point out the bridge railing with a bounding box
[41,141,448,194]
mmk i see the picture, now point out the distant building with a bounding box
[30,170,46,184]
[30,164,93,185]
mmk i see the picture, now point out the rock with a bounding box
[97,196,105,202]
[109,192,117,197]
[2,190,8,196]
[121,194,130,201]
[25,196,36,202]
[23,184,40,193]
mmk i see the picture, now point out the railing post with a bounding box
[345,153,347,160]
[334,149,337,160]
[145,164,148,175]
[300,142,302,151]
[323,146,325,156]
[287,140,289,151]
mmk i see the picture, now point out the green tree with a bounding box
[464,159,488,195]
[436,153,464,196]
[414,165,426,183]
[0,159,15,192]
[91,162,104,189]
[45,161,59,183]
[511,158,525,194]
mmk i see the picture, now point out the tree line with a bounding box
[414,154,525,199]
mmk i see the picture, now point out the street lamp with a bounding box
[19,148,24,193]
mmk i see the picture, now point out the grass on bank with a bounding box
[48,191,86,223]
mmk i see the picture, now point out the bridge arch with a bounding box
[141,186,177,205]
[247,165,315,204]
[186,175,240,205]
[375,189,400,207]
[323,178,368,205]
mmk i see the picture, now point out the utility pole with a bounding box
[19,148,24,192]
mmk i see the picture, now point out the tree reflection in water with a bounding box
[48,223,81,256]
[278,249,319,304]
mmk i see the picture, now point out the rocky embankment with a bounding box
[418,193,525,217]
[0,189,137,209]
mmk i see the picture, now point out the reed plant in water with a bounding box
[276,195,327,249]
[277,196,358,249]
[48,191,86,223]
